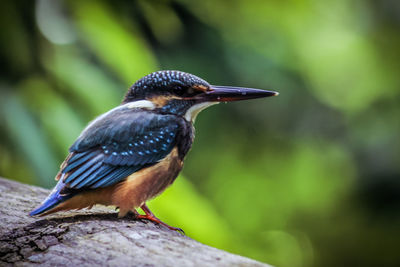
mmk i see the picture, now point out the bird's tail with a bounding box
[29,179,72,216]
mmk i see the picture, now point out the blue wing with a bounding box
[59,107,180,190]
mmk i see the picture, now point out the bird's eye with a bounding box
[187,87,195,95]
[173,85,199,97]
[172,85,186,96]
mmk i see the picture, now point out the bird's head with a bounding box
[123,70,278,121]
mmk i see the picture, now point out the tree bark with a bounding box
[0,177,272,267]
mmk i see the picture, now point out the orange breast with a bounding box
[112,147,183,216]
[47,147,183,217]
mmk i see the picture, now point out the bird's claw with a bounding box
[134,213,184,234]
[174,227,185,235]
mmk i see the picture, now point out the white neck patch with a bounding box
[79,100,156,138]
[184,102,218,122]
[126,100,156,110]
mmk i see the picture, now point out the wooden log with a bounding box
[0,177,272,267]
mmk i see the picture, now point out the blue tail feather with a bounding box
[29,179,72,216]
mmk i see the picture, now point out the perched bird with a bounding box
[30,70,278,231]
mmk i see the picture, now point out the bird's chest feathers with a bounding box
[112,147,183,210]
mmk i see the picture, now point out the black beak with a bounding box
[196,85,278,102]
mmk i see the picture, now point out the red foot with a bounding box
[135,204,184,234]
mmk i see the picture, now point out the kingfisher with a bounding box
[30,70,278,231]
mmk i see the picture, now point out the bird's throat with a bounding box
[184,102,218,122]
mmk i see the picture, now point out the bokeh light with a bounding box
[0,1,399,266]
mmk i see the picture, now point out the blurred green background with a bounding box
[1,0,399,266]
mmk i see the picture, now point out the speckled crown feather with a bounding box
[123,70,210,102]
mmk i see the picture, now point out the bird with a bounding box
[30,70,278,231]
